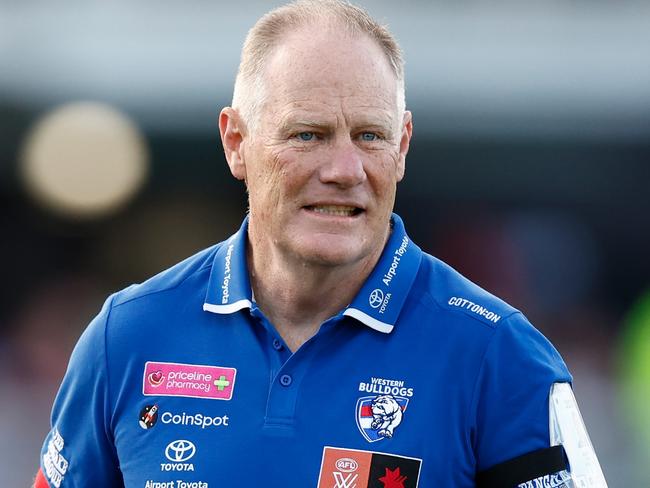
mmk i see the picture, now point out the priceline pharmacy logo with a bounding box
[143,361,237,400]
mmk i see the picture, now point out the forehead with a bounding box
[261,26,399,117]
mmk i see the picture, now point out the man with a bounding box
[36,1,608,487]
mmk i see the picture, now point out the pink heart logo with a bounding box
[148,370,164,387]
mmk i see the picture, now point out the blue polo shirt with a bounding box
[39,214,571,488]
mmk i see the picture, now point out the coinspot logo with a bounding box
[369,289,384,309]
[165,440,196,462]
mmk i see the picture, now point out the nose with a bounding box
[318,137,366,188]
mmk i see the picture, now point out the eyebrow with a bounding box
[279,116,394,133]
[275,118,332,137]
[280,119,329,129]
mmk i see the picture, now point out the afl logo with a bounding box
[148,370,165,387]
[336,458,359,473]
[139,404,159,429]
[369,289,384,309]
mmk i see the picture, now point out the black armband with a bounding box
[476,445,568,488]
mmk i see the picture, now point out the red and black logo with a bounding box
[318,447,422,488]
[369,453,421,488]
[139,404,159,429]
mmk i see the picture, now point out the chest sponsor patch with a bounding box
[143,361,236,400]
[318,446,421,488]
[357,396,408,443]
[356,376,414,443]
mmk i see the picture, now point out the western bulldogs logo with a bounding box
[356,394,408,442]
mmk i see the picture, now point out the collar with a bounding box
[203,213,422,334]
[202,217,253,314]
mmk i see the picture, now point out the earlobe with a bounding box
[396,111,413,182]
[219,107,247,181]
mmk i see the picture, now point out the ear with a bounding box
[219,107,247,181]
[396,110,412,182]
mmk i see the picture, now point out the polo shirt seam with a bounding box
[112,261,215,309]
[467,311,524,466]
[103,293,120,464]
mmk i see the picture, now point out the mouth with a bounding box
[303,205,364,217]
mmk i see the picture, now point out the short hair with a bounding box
[232,0,405,131]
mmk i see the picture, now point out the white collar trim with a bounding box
[203,299,252,314]
[343,308,394,334]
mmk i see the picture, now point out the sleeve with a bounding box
[38,295,123,488]
[471,312,573,485]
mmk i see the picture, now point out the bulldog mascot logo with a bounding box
[370,395,403,438]
[356,394,408,442]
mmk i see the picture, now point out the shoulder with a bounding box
[415,252,520,329]
[410,252,569,376]
[81,241,228,340]
[412,251,570,380]
[71,241,231,375]
[73,243,224,349]
[111,242,221,309]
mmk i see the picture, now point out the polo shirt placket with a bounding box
[202,214,422,437]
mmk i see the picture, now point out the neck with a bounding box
[247,224,388,352]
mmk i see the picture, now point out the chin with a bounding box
[292,237,368,268]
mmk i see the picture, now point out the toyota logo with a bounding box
[369,289,384,308]
[165,440,196,462]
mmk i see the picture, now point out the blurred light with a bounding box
[20,101,149,219]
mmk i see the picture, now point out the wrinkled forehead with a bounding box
[261,26,401,113]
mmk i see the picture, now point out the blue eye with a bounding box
[297,132,315,141]
[361,132,378,141]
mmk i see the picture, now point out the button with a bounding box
[279,374,292,387]
[272,338,283,351]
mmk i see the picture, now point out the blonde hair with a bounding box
[232,0,405,131]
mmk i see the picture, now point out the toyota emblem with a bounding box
[165,440,196,462]
[369,289,384,309]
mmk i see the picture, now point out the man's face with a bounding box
[235,27,411,268]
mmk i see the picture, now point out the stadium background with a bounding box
[1,1,648,485]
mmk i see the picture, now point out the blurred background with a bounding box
[1,0,649,486]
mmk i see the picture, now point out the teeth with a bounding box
[310,205,357,216]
